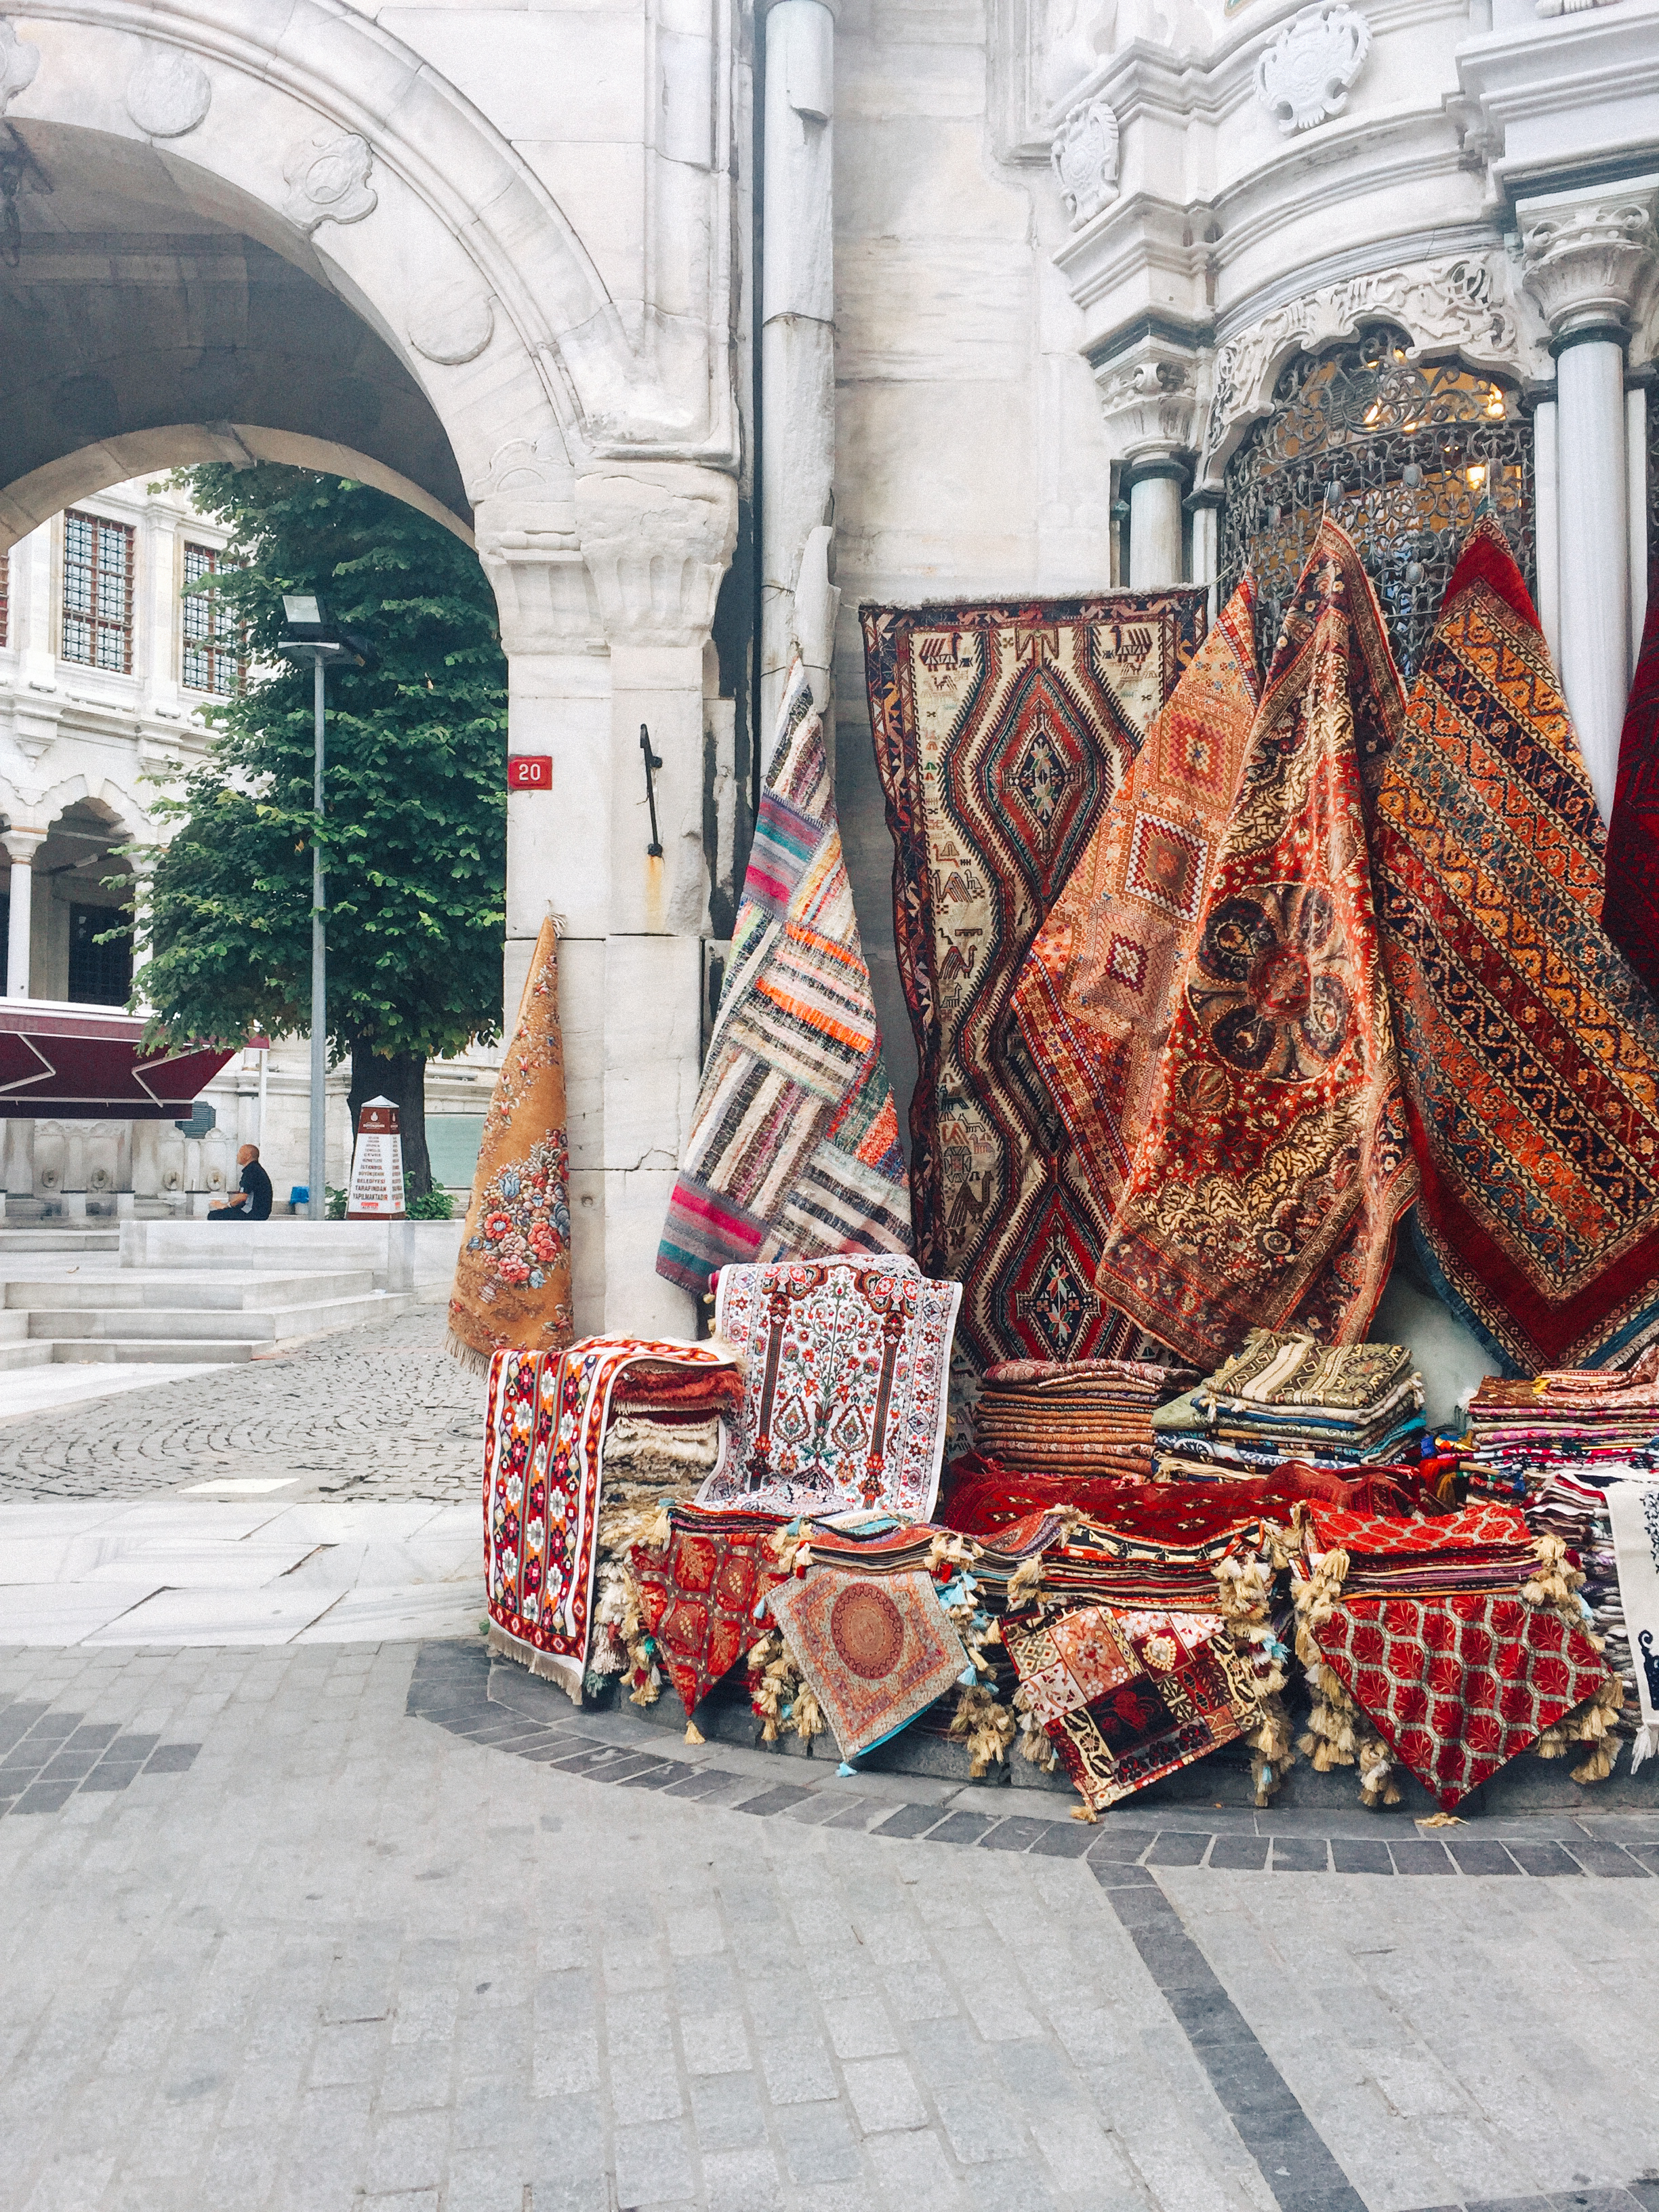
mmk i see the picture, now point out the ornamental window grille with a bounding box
[67,901,134,1008]
[1217,327,1535,682]
[181,541,247,697]
[62,510,135,673]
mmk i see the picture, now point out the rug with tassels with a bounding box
[630,1504,792,1722]
[766,1565,971,1761]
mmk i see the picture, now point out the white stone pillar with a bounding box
[2,827,44,999]
[1532,398,1561,672]
[1629,386,1648,676]
[1094,337,1202,591]
[760,0,836,739]
[1127,466,1185,589]
[1520,178,1659,819]
[576,463,739,1338]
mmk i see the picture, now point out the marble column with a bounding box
[1094,337,1202,591]
[1520,179,1659,818]
[1532,398,1561,673]
[2,827,44,999]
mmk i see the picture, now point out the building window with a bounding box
[1,548,9,650]
[67,903,134,1007]
[62,510,135,673]
[182,541,247,697]
[1218,325,1535,682]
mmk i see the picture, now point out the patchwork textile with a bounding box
[766,1566,970,1760]
[631,1506,792,1720]
[1011,581,1261,1248]
[1605,1481,1659,1768]
[1003,1603,1253,1814]
[1095,521,1415,1368]
[862,590,1206,1367]
[1605,592,1659,1002]
[483,1336,743,1702]
[450,918,575,1368]
[659,661,912,1294]
[1307,1591,1614,1809]
[1371,518,1659,1372]
[698,1258,960,1519]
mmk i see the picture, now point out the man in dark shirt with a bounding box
[209,1143,274,1222]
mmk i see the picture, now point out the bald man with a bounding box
[209,1144,274,1222]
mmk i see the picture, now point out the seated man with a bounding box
[209,1143,274,1222]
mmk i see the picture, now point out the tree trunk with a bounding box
[348,1044,432,1200]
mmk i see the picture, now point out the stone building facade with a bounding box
[0,0,1654,1328]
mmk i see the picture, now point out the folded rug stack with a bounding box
[972,1357,1199,1481]
[1152,1330,1424,1481]
[1523,1470,1644,1740]
[1466,1359,1659,1494]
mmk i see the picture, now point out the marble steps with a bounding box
[0,1310,52,1372]
[3,1269,381,1312]
[19,1290,415,1357]
[0,1229,121,1254]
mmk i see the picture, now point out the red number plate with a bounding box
[507,755,552,790]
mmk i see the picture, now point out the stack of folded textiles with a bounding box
[1465,1357,1659,1498]
[1524,1471,1639,1735]
[1151,1330,1425,1481]
[973,1357,1199,1481]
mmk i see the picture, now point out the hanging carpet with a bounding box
[1094,520,1415,1368]
[861,589,1206,1369]
[483,1336,743,1702]
[696,1257,960,1520]
[449,917,575,1368]
[1605,592,1659,1003]
[1370,517,1659,1372]
[658,661,912,1296]
[630,1504,792,1721]
[765,1565,972,1761]
[1010,579,1261,1256]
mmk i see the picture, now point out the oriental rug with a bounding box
[450,918,574,1368]
[1094,520,1415,1368]
[1604,592,1659,1002]
[631,1506,792,1720]
[697,1257,960,1519]
[1002,1603,1253,1813]
[483,1334,743,1702]
[1605,1479,1659,1769]
[1371,518,1659,1372]
[1305,1590,1614,1809]
[861,589,1206,1368]
[766,1565,970,1761]
[658,660,912,1295]
[1010,579,1261,1249]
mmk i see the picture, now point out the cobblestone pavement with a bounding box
[0,1309,480,1505]
[4,1633,1659,2212]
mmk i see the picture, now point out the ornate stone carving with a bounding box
[1051,94,1120,228]
[0,17,40,115]
[467,434,571,505]
[281,131,377,236]
[575,464,739,651]
[1519,187,1659,339]
[1096,342,1202,464]
[408,291,495,367]
[125,49,211,138]
[1202,254,1521,473]
[1254,2,1370,136]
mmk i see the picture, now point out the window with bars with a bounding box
[181,541,247,697]
[67,903,134,1008]
[62,511,135,673]
[1,548,9,651]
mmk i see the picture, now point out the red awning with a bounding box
[0,1000,235,1120]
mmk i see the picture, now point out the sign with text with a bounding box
[507,755,553,791]
[347,1095,406,1220]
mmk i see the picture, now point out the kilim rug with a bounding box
[631,1505,792,1720]
[1002,1603,1252,1813]
[1605,593,1659,1002]
[697,1257,960,1518]
[1371,518,1659,1371]
[861,589,1206,1368]
[766,1566,971,1760]
[1010,579,1261,1248]
[1094,520,1415,1367]
[658,660,912,1294]
[1605,1480,1659,1769]
[1305,1590,1615,1809]
[450,918,575,1369]
[483,1335,743,1702]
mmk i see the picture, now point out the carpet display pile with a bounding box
[971,1356,1197,1480]
[1151,1330,1425,1481]
[1466,1356,1659,1490]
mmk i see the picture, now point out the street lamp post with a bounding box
[276,596,371,1224]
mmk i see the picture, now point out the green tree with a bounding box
[138,465,507,1197]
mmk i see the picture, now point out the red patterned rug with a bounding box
[861,590,1206,1368]
[631,1507,792,1720]
[1605,591,1659,1002]
[1371,518,1659,1371]
[1095,520,1415,1367]
[766,1565,972,1760]
[1307,1591,1614,1809]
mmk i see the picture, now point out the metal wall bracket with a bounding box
[640,724,664,857]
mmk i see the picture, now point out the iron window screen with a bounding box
[62,510,136,674]
[182,541,248,697]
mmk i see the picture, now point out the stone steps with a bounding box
[20,1290,413,1350]
[3,1269,380,1313]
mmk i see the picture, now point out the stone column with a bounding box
[576,463,739,1338]
[1532,398,1561,673]
[2,827,44,998]
[1520,179,1659,818]
[1094,336,1202,591]
[1628,386,1649,677]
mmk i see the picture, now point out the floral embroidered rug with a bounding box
[1604,592,1659,1004]
[1371,518,1659,1371]
[697,1258,960,1519]
[630,1505,793,1721]
[1010,580,1261,1269]
[1003,1602,1254,1814]
[484,1335,743,1702]
[861,590,1206,1368]
[658,661,912,1295]
[450,917,575,1369]
[766,1565,970,1761]
[1094,520,1416,1368]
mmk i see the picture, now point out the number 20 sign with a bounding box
[507,755,552,790]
